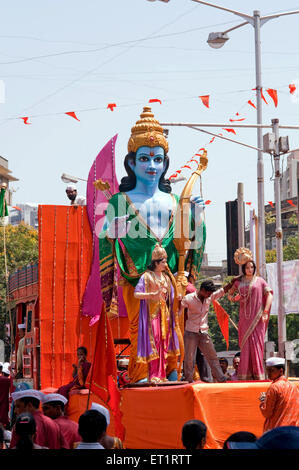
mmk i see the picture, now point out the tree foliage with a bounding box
[266,235,299,263]
[0,223,38,341]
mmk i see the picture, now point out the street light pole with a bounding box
[190,1,299,279]
[253,10,266,278]
[272,118,286,357]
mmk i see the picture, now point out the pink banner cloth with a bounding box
[82,135,127,323]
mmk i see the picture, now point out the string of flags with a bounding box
[10,81,299,210]
[16,82,297,126]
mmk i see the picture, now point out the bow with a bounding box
[173,149,208,378]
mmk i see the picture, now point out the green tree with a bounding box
[208,277,240,352]
[265,211,276,224]
[283,235,299,261]
[0,223,38,341]
[265,249,276,263]
[265,235,299,263]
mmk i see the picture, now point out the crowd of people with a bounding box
[0,389,123,450]
[0,355,297,450]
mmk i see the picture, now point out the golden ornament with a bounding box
[128,106,169,154]
[234,247,253,265]
[151,243,167,261]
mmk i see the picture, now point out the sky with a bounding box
[1,0,299,265]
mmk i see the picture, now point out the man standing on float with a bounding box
[99,107,206,383]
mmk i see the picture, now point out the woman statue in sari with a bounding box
[133,244,181,383]
[228,250,273,380]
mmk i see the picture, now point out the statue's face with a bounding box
[129,146,165,186]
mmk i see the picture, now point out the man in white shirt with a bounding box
[76,409,106,449]
[181,279,236,383]
[65,184,86,206]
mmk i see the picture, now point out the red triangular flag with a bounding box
[266,89,278,107]
[248,100,256,109]
[212,300,229,350]
[86,304,125,440]
[199,95,210,108]
[287,199,296,207]
[289,83,296,95]
[65,111,80,121]
[205,200,212,205]
[252,87,268,104]
[149,98,162,105]
[229,117,245,122]
[196,148,207,154]
[246,202,252,206]
[12,206,22,211]
[268,201,274,208]
[20,117,31,125]
[107,103,117,111]
[223,128,236,135]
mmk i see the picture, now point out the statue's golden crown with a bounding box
[128,106,169,154]
[234,247,253,265]
[151,243,167,261]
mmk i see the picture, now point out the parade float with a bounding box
[6,107,299,449]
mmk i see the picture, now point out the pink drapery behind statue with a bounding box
[82,134,127,324]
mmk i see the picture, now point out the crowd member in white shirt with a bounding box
[180,278,239,383]
[65,184,86,206]
[76,409,106,449]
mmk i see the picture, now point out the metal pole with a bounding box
[237,182,245,274]
[249,209,256,261]
[254,10,266,280]
[272,118,286,358]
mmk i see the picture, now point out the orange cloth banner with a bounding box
[65,380,299,449]
[38,205,129,390]
[38,205,95,389]
[87,304,125,440]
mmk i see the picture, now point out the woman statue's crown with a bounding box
[234,247,253,265]
[128,106,169,154]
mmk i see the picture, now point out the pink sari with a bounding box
[235,276,273,380]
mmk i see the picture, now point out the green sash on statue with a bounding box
[99,192,206,315]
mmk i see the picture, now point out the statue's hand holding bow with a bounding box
[190,195,205,225]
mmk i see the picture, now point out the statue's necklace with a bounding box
[239,275,255,319]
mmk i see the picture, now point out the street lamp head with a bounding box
[207,32,229,49]
[61,173,78,184]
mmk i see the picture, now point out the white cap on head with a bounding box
[18,323,26,329]
[2,364,10,375]
[41,393,68,405]
[11,389,43,402]
[66,184,77,191]
[266,357,285,367]
[90,403,110,426]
